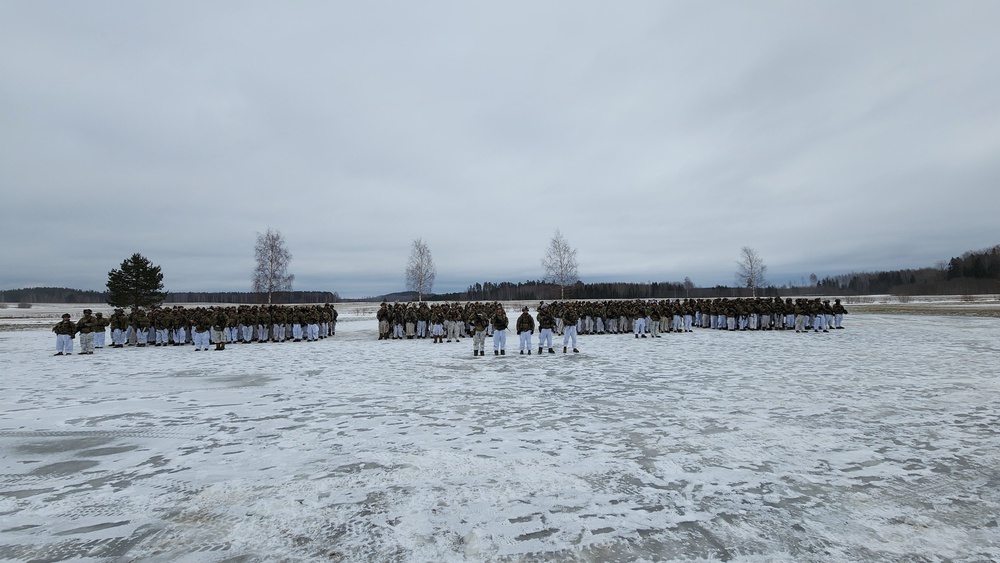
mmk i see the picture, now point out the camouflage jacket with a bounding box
[75,315,98,334]
[491,311,509,331]
[515,312,535,334]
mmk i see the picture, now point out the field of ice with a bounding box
[1,303,998,562]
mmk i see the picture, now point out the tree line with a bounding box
[5,242,999,306]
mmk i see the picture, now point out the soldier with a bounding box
[537,302,556,354]
[445,303,461,342]
[783,298,795,331]
[793,299,808,333]
[430,305,445,343]
[491,304,509,355]
[327,303,338,336]
[154,308,171,346]
[516,306,534,355]
[832,299,848,329]
[256,306,270,342]
[109,308,128,347]
[392,303,405,339]
[211,307,229,350]
[404,305,417,339]
[191,308,211,351]
[305,306,321,341]
[648,301,661,338]
[52,313,76,356]
[75,309,98,355]
[239,306,255,343]
[416,303,430,339]
[271,305,287,342]
[93,311,108,348]
[470,308,490,357]
[814,299,831,333]
[562,303,580,353]
[290,307,305,342]
[132,309,151,347]
[633,300,647,338]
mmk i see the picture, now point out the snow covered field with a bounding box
[1,304,998,562]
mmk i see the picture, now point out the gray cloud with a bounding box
[2,1,999,297]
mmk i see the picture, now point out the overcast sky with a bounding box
[2,1,999,298]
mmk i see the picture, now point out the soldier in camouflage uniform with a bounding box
[404,305,417,339]
[491,304,509,355]
[271,306,286,342]
[430,305,445,343]
[52,313,76,356]
[537,302,556,354]
[305,306,321,341]
[93,311,108,348]
[445,303,461,342]
[191,308,211,351]
[75,309,98,354]
[562,303,580,353]
[633,300,647,338]
[132,309,151,347]
[832,299,848,329]
[516,306,534,355]
[416,303,429,339]
[470,308,490,357]
[153,308,170,346]
[257,306,271,342]
[326,303,338,336]
[109,308,128,347]
[211,307,229,350]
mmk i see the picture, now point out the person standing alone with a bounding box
[516,306,534,355]
[52,313,75,356]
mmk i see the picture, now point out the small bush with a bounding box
[0,303,7,309]
[16,302,32,309]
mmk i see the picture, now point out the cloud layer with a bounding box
[3,2,999,297]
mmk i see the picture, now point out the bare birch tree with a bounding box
[542,229,579,299]
[735,246,767,297]
[405,238,436,302]
[252,228,294,304]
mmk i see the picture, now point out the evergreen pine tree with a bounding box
[106,253,167,309]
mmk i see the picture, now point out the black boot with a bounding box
[500,350,505,355]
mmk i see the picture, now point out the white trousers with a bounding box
[56,334,73,354]
[563,325,578,348]
[539,328,553,348]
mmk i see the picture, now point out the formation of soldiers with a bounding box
[376,301,550,356]
[51,304,338,354]
[374,297,848,358]
[51,297,847,356]
[538,297,848,335]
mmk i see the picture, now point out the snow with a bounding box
[1,304,999,562]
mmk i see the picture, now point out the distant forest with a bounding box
[4,245,999,304]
